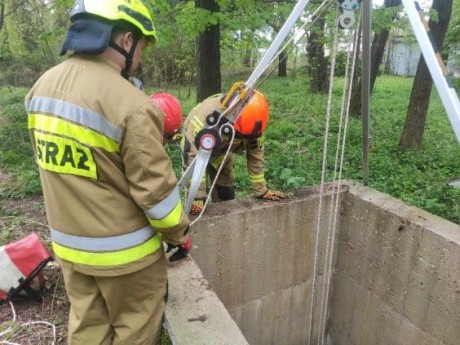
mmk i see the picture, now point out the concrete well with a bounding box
[165,182,460,345]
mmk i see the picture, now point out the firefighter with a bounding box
[25,1,190,344]
[150,92,183,145]
[181,90,287,215]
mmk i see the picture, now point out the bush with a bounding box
[333,51,362,77]
[0,87,41,197]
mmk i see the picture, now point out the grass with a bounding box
[1,74,459,224]
[258,75,459,223]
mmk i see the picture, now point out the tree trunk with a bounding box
[195,0,221,103]
[0,4,4,31]
[349,28,390,116]
[349,0,401,116]
[306,16,328,94]
[399,0,452,151]
[278,49,287,77]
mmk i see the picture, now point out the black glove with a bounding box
[166,236,191,262]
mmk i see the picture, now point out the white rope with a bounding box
[317,15,362,344]
[0,301,16,339]
[307,6,341,344]
[318,23,357,343]
[0,300,56,345]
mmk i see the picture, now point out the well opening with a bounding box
[165,182,460,345]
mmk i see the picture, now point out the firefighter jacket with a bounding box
[25,55,189,276]
[181,95,268,198]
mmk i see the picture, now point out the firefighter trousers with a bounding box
[208,153,235,201]
[61,254,167,345]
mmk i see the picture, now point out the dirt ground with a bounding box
[0,187,69,345]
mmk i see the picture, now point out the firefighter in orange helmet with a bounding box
[181,89,287,215]
[25,1,190,344]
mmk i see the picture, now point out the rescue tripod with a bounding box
[178,0,354,222]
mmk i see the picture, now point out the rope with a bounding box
[0,300,56,345]
[305,2,363,342]
[317,16,362,345]
[307,6,341,344]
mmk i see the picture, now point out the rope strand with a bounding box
[0,300,56,345]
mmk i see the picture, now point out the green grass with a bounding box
[1,75,459,223]
[225,75,459,224]
[0,87,42,197]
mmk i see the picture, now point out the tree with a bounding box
[399,0,453,151]
[348,0,402,116]
[143,0,196,89]
[195,0,221,102]
[266,1,296,78]
[306,14,328,93]
[0,0,66,86]
[0,3,4,31]
[444,0,460,68]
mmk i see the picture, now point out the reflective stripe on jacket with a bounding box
[25,55,189,275]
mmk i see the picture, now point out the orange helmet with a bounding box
[150,93,183,138]
[233,90,269,137]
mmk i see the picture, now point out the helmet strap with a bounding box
[108,33,140,79]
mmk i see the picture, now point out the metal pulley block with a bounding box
[338,0,361,29]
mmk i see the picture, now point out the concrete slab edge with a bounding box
[164,255,249,345]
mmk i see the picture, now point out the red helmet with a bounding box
[233,90,269,137]
[150,93,183,137]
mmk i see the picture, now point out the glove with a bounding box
[166,236,192,262]
[171,133,183,143]
[257,189,287,201]
[190,198,205,215]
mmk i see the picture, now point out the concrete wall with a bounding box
[165,183,460,344]
[187,187,334,344]
[329,184,460,345]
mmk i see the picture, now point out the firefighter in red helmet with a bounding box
[150,92,183,144]
[181,90,287,215]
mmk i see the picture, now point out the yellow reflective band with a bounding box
[52,233,162,266]
[191,117,204,131]
[257,136,265,147]
[29,114,119,153]
[211,155,225,169]
[148,201,183,228]
[34,131,97,179]
[250,173,266,183]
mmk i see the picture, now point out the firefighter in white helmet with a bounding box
[25,1,190,344]
[181,90,287,215]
